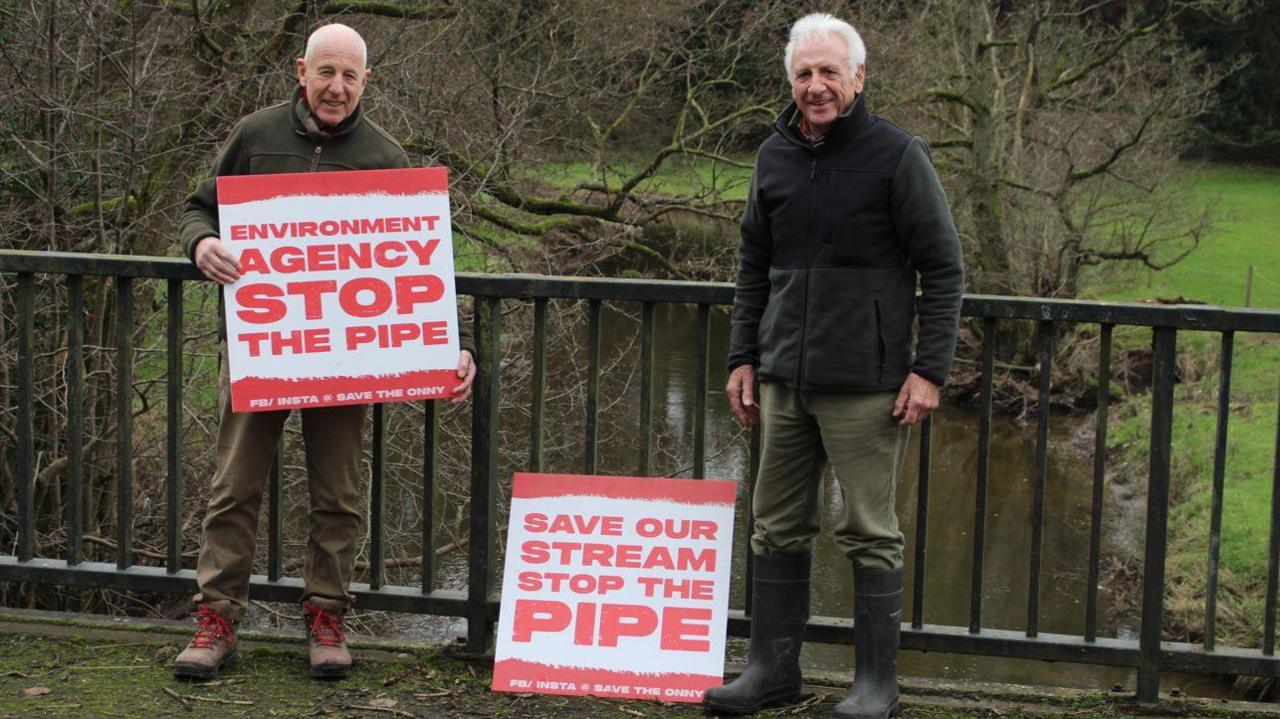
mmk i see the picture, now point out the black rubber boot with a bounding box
[834,566,903,719]
[702,552,810,715]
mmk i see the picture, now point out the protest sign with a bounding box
[217,167,460,412]
[492,473,736,703]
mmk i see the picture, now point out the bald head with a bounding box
[304,24,367,69]
[296,23,371,128]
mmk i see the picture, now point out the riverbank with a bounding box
[1091,164,1280,650]
[2,608,1276,719]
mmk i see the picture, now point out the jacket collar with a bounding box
[291,89,364,143]
[775,93,873,151]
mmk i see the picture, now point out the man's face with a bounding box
[789,34,864,135]
[296,35,369,127]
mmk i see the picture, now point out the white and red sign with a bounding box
[493,473,736,703]
[217,168,460,412]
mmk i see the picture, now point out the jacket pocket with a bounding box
[801,267,913,389]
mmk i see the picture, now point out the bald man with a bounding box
[174,24,476,681]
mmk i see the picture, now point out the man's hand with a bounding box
[451,350,476,403]
[726,364,759,427]
[893,372,940,427]
[194,237,242,285]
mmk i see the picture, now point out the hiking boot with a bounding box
[303,596,352,679]
[173,602,238,680]
[702,552,810,714]
[834,566,903,719]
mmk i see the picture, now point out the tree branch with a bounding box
[319,1,458,19]
[1045,20,1162,94]
[1068,111,1155,182]
[924,87,987,114]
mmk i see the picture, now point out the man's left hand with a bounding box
[893,372,939,427]
[451,350,476,403]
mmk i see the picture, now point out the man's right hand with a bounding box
[194,237,242,285]
[726,364,759,427]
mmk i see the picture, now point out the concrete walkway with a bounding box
[0,608,1276,718]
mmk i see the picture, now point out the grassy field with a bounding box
[1092,163,1280,647]
[1090,164,1280,308]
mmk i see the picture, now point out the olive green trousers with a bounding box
[750,382,909,570]
[194,348,364,619]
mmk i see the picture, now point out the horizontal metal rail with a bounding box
[3,250,1280,330]
[3,250,1280,702]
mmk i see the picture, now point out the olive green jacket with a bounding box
[181,93,475,354]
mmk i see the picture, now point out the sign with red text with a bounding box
[492,473,736,703]
[217,168,460,412]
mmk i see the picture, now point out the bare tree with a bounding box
[852,0,1244,298]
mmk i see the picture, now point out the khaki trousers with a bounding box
[194,348,364,619]
[750,382,909,570]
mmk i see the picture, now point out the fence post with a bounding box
[115,276,134,570]
[16,273,34,562]
[467,297,501,653]
[1137,326,1177,702]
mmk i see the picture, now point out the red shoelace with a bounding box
[305,604,347,647]
[190,605,234,649]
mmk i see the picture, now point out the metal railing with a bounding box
[3,249,1280,702]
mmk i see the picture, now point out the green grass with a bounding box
[1094,164,1280,308]
[530,153,754,202]
[1094,163,1280,647]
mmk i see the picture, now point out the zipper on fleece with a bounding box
[310,145,322,171]
[796,151,819,389]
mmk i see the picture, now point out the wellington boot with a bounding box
[304,596,353,679]
[173,601,238,680]
[834,566,903,719]
[703,552,810,715]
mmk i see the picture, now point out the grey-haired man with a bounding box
[706,13,963,719]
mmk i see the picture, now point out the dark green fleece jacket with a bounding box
[728,95,964,390]
[181,93,475,355]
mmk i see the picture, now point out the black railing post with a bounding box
[1028,320,1053,637]
[912,415,933,630]
[468,296,501,652]
[115,276,134,570]
[638,302,654,476]
[370,403,386,590]
[584,299,601,474]
[66,274,84,566]
[422,399,439,592]
[693,303,709,478]
[15,273,34,562]
[1138,326,1177,702]
[267,441,283,582]
[1265,371,1280,656]
[166,278,183,574]
[1086,323,1112,641]
[1205,330,1234,650]
[970,317,995,633]
[528,298,547,472]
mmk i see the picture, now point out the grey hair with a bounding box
[304,24,368,69]
[784,13,865,80]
